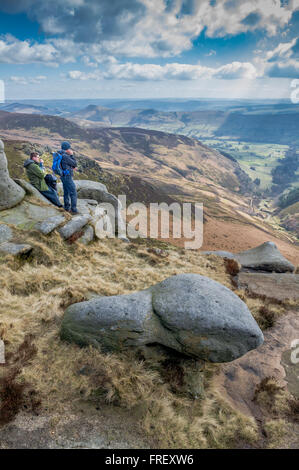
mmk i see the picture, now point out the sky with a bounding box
[0,0,299,100]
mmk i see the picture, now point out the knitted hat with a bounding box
[61,141,71,150]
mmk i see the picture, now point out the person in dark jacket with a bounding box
[24,153,62,208]
[59,141,78,214]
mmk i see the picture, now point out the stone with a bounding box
[236,241,294,273]
[58,215,91,240]
[0,224,13,244]
[14,179,51,205]
[0,139,25,211]
[35,215,66,235]
[237,272,299,301]
[78,225,94,245]
[61,273,264,363]
[150,274,264,362]
[57,180,108,197]
[0,201,60,231]
[0,242,33,256]
[201,251,235,260]
[77,199,101,217]
[75,180,108,196]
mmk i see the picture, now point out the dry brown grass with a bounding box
[0,233,267,448]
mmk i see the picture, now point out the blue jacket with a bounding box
[60,151,77,177]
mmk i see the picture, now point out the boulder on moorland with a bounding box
[61,273,264,363]
[236,242,294,273]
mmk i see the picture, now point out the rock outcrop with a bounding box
[58,180,127,239]
[14,179,51,205]
[61,273,264,363]
[201,242,295,273]
[236,241,294,273]
[58,215,91,240]
[0,139,25,210]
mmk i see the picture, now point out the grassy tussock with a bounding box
[0,234,276,448]
[253,377,299,448]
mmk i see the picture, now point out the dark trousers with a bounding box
[61,175,77,212]
[40,187,62,208]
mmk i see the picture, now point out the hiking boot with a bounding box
[70,210,79,215]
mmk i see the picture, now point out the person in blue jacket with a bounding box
[60,141,78,214]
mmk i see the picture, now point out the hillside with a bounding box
[1,110,299,262]
[70,104,299,145]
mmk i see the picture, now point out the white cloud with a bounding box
[10,75,47,85]
[67,60,258,81]
[0,35,76,65]
[1,0,299,60]
[260,37,299,77]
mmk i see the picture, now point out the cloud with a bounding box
[262,37,299,77]
[0,0,298,60]
[10,75,47,85]
[67,60,258,81]
[0,35,76,64]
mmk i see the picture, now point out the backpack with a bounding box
[45,173,58,191]
[52,151,64,176]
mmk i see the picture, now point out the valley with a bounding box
[0,108,298,262]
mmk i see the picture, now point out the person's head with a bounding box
[30,152,40,163]
[61,141,71,151]
[65,148,73,155]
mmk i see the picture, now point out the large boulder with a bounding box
[0,140,25,211]
[236,241,294,273]
[61,273,264,363]
[14,179,51,205]
[75,180,108,196]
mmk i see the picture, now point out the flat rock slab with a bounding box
[61,273,264,363]
[214,312,299,419]
[0,201,60,230]
[237,272,299,301]
[0,242,33,256]
[0,224,13,244]
[236,241,294,273]
[35,215,66,235]
[59,215,91,240]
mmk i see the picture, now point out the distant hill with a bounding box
[0,102,57,115]
[215,112,299,145]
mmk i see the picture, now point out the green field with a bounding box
[201,139,290,190]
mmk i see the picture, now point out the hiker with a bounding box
[24,152,63,208]
[53,141,78,214]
